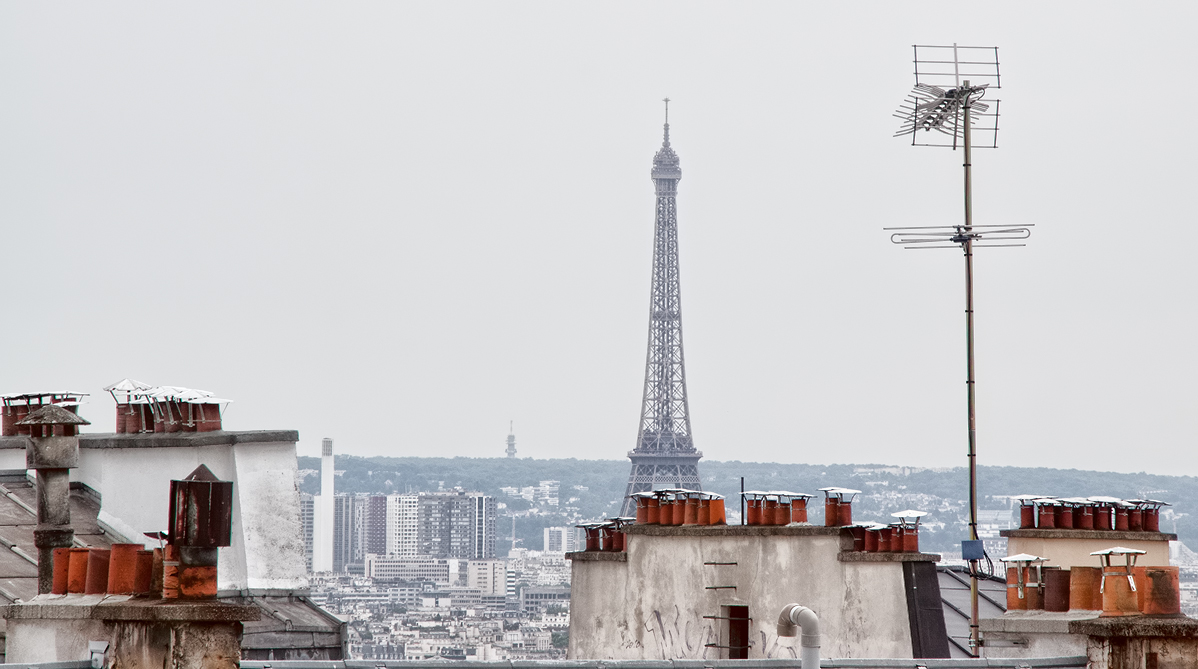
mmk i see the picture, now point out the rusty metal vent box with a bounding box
[168,464,233,547]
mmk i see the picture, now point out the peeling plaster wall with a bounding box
[568,532,916,660]
[6,616,243,668]
[70,435,306,592]
[232,441,307,590]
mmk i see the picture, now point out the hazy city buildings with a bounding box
[306,488,497,572]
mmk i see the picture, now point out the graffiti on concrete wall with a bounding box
[645,606,719,659]
[641,607,800,660]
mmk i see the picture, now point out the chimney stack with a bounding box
[17,404,89,594]
[314,438,335,572]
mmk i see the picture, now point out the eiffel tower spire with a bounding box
[619,101,703,516]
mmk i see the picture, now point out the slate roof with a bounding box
[0,470,111,607]
[937,564,1008,658]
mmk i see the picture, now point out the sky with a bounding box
[1,3,1196,475]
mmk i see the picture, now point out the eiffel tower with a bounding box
[619,100,703,517]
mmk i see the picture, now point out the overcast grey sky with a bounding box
[2,3,1196,475]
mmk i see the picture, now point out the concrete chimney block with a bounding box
[26,435,80,469]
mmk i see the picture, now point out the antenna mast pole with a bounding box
[961,79,981,654]
[888,46,1029,656]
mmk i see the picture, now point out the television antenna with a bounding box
[886,44,1032,656]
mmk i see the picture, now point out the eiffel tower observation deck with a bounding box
[619,101,703,517]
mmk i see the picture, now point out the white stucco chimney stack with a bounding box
[313,438,335,572]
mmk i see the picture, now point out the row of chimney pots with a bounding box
[1017,497,1168,531]
[1004,561,1180,617]
[629,491,729,527]
[116,402,222,434]
[1,395,85,437]
[575,488,924,553]
[48,544,216,599]
[578,519,633,552]
[0,396,223,436]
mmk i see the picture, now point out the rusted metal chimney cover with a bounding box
[183,464,220,482]
[16,404,90,426]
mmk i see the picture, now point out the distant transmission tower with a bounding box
[619,100,703,517]
[506,422,517,458]
[887,44,1032,655]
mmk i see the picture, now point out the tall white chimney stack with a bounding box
[313,438,335,572]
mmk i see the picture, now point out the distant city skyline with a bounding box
[2,4,1196,476]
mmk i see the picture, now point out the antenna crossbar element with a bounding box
[886,224,1034,249]
[896,44,1002,149]
[911,44,1002,89]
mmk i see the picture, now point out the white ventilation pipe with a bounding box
[776,603,820,668]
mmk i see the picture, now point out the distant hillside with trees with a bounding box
[297,455,1198,554]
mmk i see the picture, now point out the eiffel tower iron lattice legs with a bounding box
[618,102,704,517]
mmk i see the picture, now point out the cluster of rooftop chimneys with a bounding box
[1001,547,1180,617]
[14,402,234,600]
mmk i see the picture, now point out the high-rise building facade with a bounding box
[332,493,354,573]
[543,526,574,553]
[470,492,497,559]
[350,493,369,566]
[300,493,314,571]
[416,490,496,559]
[386,494,418,557]
[467,559,507,596]
[365,494,387,556]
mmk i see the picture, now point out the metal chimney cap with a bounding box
[16,404,90,426]
[182,464,221,482]
[1000,553,1047,563]
[1091,547,1147,556]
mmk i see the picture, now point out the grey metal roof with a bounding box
[0,470,114,633]
[937,565,1007,658]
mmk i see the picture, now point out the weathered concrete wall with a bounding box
[7,617,243,668]
[980,612,1093,659]
[1085,636,1198,669]
[568,527,923,660]
[70,432,306,591]
[232,441,308,590]
[4,595,258,668]
[1073,616,1198,669]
